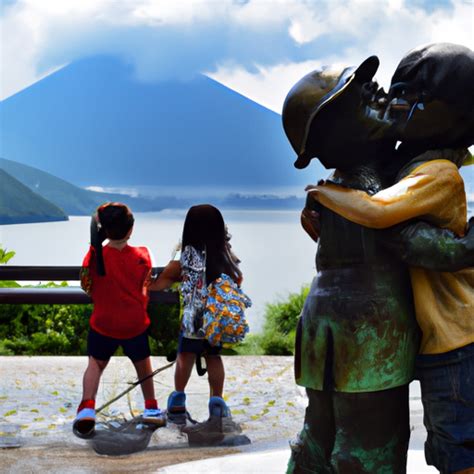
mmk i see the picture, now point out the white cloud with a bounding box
[208,60,327,113]
[0,0,472,106]
[210,0,474,112]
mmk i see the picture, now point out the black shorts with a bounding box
[177,333,221,356]
[87,328,151,362]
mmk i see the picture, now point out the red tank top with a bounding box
[82,245,151,339]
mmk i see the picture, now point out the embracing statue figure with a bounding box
[282,43,474,473]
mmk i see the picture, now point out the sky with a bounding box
[1,0,473,113]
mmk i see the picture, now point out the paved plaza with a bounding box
[0,356,432,473]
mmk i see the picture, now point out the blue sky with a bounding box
[1,0,472,112]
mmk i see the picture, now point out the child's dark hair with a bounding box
[97,203,135,240]
[90,203,134,276]
[182,204,242,284]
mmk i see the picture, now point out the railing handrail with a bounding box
[0,287,178,304]
[0,265,164,281]
[0,266,177,305]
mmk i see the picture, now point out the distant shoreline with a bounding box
[3,199,473,226]
[0,215,69,226]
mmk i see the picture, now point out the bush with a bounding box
[258,285,309,355]
[0,302,91,355]
[148,297,182,358]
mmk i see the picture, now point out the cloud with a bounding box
[1,0,472,108]
[210,0,474,112]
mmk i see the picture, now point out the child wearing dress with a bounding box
[73,203,165,438]
[150,204,244,423]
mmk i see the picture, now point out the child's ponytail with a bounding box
[90,209,107,276]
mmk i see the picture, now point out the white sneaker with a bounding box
[73,408,96,438]
[142,408,166,427]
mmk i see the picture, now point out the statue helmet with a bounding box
[386,42,474,153]
[282,56,381,170]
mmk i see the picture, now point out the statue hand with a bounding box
[305,179,326,192]
[301,207,321,243]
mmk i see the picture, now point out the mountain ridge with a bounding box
[0,169,68,225]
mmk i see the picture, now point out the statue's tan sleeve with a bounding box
[309,159,467,236]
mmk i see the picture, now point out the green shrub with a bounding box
[148,298,182,357]
[258,285,309,355]
[0,302,91,355]
[233,334,265,355]
[0,246,15,264]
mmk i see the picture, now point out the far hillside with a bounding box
[0,157,179,215]
[0,169,68,225]
[1,158,304,223]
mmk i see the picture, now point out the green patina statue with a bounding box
[282,44,474,473]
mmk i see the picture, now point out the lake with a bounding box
[1,206,473,332]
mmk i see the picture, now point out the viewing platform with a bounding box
[0,267,436,472]
[0,356,435,473]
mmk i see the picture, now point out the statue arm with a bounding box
[307,160,463,232]
[382,218,474,272]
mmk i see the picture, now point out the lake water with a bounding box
[1,206,473,332]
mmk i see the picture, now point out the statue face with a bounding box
[306,80,398,170]
[383,83,469,148]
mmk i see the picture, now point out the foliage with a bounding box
[0,302,91,355]
[232,334,265,355]
[245,285,309,356]
[147,298,182,358]
[0,246,16,264]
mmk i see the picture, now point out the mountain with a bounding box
[0,56,319,189]
[1,157,113,215]
[0,169,68,224]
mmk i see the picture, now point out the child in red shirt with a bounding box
[73,203,165,438]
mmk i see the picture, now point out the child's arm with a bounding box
[149,261,181,291]
[307,159,466,235]
[80,247,94,296]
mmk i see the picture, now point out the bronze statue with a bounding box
[282,44,474,473]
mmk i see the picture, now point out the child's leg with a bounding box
[123,331,166,425]
[82,356,109,400]
[121,331,160,405]
[416,343,474,474]
[132,356,155,401]
[205,352,230,418]
[80,329,118,404]
[175,352,196,392]
[167,336,198,423]
[167,352,195,424]
[204,355,224,398]
[74,328,117,438]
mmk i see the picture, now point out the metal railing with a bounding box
[0,266,178,305]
